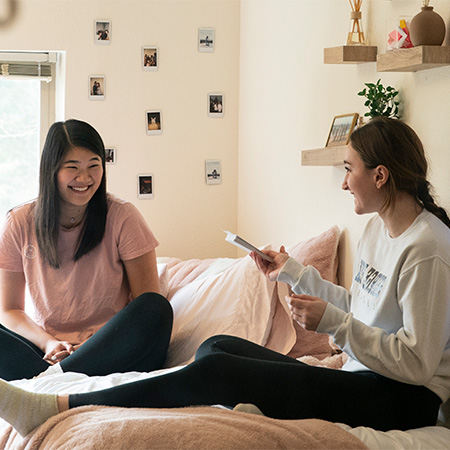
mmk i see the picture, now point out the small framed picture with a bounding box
[208,93,224,118]
[146,111,162,135]
[142,47,158,71]
[198,28,215,52]
[138,174,154,199]
[89,76,105,100]
[325,113,359,147]
[95,20,111,44]
[105,148,116,164]
[205,160,222,185]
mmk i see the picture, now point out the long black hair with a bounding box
[35,119,108,268]
[350,117,450,228]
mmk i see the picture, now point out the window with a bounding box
[0,52,59,225]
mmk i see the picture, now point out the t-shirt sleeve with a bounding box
[111,201,159,261]
[0,211,25,272]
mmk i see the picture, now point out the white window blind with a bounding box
[0,52,56,82]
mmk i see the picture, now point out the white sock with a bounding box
[0,379,59,436]
[233,403,265,416]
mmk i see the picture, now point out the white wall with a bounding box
[2,0,450,285]
[0,0,240,260]
[239,0,450,288]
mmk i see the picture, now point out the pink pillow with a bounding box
[286,225,340,284]
[272,226,341,359]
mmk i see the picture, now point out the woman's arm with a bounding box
[123,249,160,298]
[319,258,450,385]
[0,269,73,362]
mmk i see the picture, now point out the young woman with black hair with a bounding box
[1,117,449,436]
[0,119,172,381]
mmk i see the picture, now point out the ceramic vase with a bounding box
[409,5,446,46]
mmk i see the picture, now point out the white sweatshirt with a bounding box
[278,210,450,402]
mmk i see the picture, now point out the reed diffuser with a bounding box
[347,0,366,46]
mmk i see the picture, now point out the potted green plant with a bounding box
[357,79,400,119]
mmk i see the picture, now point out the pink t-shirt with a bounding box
[0,195,159,344]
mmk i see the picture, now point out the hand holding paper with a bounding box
[224,231,274,262]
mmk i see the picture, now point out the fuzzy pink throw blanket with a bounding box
[1,406,368,450]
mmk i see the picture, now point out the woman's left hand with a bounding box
[287,294,327,331]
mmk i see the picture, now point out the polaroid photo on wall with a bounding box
[138,174,154,199]
[205,159,222,185]
[95,20,111,44]
[146,111,162,135]
[105,148,116,164]
[142,47,158,71]
[208,93,224,118]
[89,76,105,100]
[198,28,215,52]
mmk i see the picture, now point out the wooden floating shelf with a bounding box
[377,46,450,72]
[324,46,377,64]
[301,146,346,166]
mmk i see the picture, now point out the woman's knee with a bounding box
[127,293,173,337]
[192,349,235,375]
[133,292,173,320]
[195,335,237,360]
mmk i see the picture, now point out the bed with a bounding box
[1,226,449,449]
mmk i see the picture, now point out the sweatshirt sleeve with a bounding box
[277,257,351,312]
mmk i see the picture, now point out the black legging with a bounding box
[0,292,173,381]
[69,335,441,431]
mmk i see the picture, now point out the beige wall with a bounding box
[0,0,240,260]
[239,0,450,288]
[2,0,450,285]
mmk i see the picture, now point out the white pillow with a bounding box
[164,255,295,368]
[157,263,169,298]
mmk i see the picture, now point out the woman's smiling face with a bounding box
[57,146,104,209]
[342,144,385,216]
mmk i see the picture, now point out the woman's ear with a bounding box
[375,165,389,189]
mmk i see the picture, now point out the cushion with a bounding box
[265,225,341,359]
[287,225,340,284]
[164,256,288,367]
[157,263,169,298]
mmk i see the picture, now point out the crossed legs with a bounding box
[0,292,173,381]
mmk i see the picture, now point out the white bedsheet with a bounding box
[10,366,184,394]
[338,423,450,450]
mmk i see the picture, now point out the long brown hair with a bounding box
[35,119,108,268]
[349,117,450,228]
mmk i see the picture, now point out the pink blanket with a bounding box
[1,406,368,450]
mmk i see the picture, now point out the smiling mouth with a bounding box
[70,186,90,192]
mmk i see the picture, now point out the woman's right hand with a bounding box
[250,246,290,281]
[44,340,74,364]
